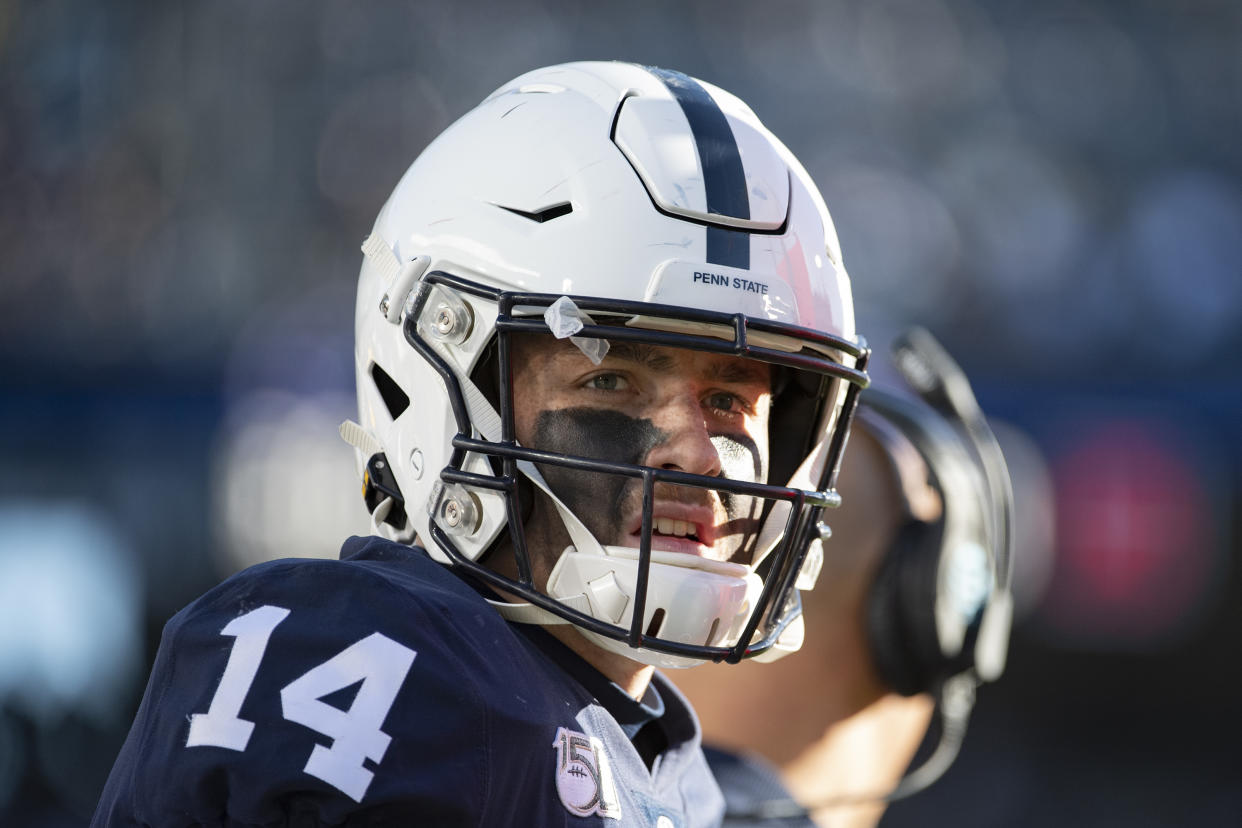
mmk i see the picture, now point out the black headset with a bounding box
[865,327,1014,695]
[854,327,1015,801]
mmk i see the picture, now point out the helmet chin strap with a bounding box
[369,496,417,544]
[486,458,606,627]
[459,370,614,570]
[339,420,419,544]
[455,370,614,626]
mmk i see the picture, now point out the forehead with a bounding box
[513,335,771,386]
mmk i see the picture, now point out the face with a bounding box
[507,334,772,580]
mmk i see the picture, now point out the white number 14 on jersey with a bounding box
[185,604,416,802]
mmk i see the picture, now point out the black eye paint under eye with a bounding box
[529,408,768,549]
[531,408,667,545]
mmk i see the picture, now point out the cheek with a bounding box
[510,381,542,445]
[712,433,766,530]
[508,345,560,442]
[711,433,765,483]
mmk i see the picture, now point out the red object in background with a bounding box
[1042,418,1220,648]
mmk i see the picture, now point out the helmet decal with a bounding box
[646,66,751,269]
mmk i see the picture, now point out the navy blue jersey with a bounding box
[93,536,725,827]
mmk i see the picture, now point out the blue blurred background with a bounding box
[1,1,1239,824]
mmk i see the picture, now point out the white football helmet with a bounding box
[347,61,869,668]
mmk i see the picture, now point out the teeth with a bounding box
[654,518,693,538]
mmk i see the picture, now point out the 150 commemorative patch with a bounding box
[553,726,622,819]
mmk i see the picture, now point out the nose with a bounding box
[642,390,722,478]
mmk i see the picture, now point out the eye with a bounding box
[586,373,628,392]
[706,391,741,414]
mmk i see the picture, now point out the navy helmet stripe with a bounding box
[647,67,750,270]
[706,227,750,270]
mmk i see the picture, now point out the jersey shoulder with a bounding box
[94,537,523,827]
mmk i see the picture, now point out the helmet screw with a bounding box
[434,306,456,335]
[421,288,474,344]
[431,483,480,536]
[443,499,462,527]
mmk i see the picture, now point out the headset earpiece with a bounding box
[866,515,946,696]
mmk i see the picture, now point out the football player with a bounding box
[93,62,872,826]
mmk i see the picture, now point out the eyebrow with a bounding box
[606,342,675,371]
[708,359,771,387]
[606,342,770,388]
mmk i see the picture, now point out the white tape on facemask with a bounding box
[544,296,610,365]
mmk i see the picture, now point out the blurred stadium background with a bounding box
[2,1,1239,824]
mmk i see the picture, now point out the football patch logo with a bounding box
[552,726,622,819]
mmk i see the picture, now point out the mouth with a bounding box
[624,504,719,558]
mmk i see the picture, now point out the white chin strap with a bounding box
[339,420,418,544]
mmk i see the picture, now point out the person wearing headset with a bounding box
[675,329,1015,828]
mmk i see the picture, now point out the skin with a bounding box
[670,420,936,828]
[491,333,772,698]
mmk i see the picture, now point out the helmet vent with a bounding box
[645,607,667,638]
[496,201,574,223]
[704,617,720,646]
[370,362,410,420]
